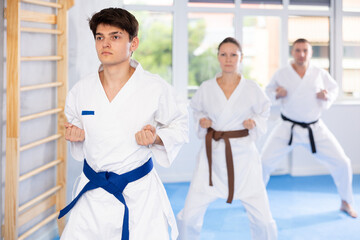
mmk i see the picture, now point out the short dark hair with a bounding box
[292,38,311,48]
[88,8,139,41]
[218,37,243,54]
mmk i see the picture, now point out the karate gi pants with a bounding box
[262,120,354,204]
[176,184,277,240]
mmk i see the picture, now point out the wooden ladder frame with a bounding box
[4,0,74,239]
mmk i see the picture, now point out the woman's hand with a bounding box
[199,118,212,129]
[243,119,256,130]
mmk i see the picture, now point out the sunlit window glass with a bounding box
[124,0,173,6]
[242,16,281,88]
[343,0,360,12]
[289,0,330,11]
[241,0,283,9]
[188,12,234,96]
[188,0,234,8]
[342,17,360,97]
[288,16,330,71]
[131,11,173,84]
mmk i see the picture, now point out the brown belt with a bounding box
[205,127,249,203]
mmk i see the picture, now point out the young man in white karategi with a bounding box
[177,37,277,240]
[261,38,357,218]
[58,8,189,240]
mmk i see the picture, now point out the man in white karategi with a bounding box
[58,8,189,240]
[261,38,357,218]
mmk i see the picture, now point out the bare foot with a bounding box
[340,200,358,218]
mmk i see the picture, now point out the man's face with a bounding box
[95,24,138,66]
[291,42,312,66]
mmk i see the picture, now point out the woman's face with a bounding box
[217,42,242,74]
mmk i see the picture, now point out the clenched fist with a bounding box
[199,118,212,129]
[135,124,163,146]
[65,122,85,142]
[275,86,287,99]
[316,89,328,100]
[243,119,256,130]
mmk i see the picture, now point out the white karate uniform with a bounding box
[261,63,354,204]
[60,60,189,240]
[177,75,277,240]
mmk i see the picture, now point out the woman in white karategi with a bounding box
[176,37,277,240]
[261,38,357,218]
[58,8,188,240]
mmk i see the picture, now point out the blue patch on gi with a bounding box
[82,110,94,115]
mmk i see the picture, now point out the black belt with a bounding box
[281,114,318,153]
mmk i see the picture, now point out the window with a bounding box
[343,0,360,12]
[342,17,360,97]
[131,11,173,84]
[188,12,234,94]
[124,0,173,6]
[241,0,283,9]
[341,0,360,97]
[188,0,234,8]
[289,0,330,10]
[243,16,281,87]
[288,16,330,71]
[123,0,360,100]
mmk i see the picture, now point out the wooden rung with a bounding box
[20,82,63,92]
[20,108,63,122]
[20,10,56,24]
[21,55,63,61]
[21,27,63,35]
[21,0,63,9]
[19,159,62,182]
[18,211,59,240]
[20,134,62,152]
[19,195,56,227]
[19,185,62,213]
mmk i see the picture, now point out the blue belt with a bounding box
[58,158,153,240]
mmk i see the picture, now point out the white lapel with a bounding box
[212,75,246,130]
